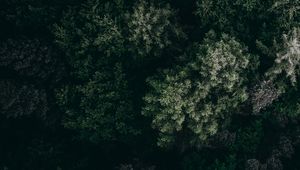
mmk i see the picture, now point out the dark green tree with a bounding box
[56,64,139,142]
[54,1,124,80]
[0,80,48,118]
[270,0,300,30]
[54,0,140,143]
[0,39,64,81]
[196,0,271,42]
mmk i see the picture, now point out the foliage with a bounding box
[126,0,185,58]
[251,80,282,113]
[143,32,255,147]
[0,39,62,119]
[182,152,236,170]
[266,27,300,85]
[268,87,300,118]
[0,39,63,81]
[54,1,124,80]
[195,0,269,42]
[56,64,139,142]
[0,0,68,37]
[230,120,264,156]
[2,0,300,169]
[270,0,300,30]
[210,155,237,170]
[54,0,139,142]
[0,80,48,118]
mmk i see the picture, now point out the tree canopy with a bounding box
[143,32,256,148]
[1,0,300,169]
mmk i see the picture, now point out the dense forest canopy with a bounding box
[0,0,300,169]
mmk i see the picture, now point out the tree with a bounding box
[0,80,48,118]
[143,32,256,148]
[252,28,300,114]
[245,159,260,170]
[195,0,270,43]
[125,0,185,59]
[270,0,300,30]
[56,64,138,142]
[0,39,63,82]
[266,27,300,85]
[0,39,63,119]
[54,3,124,80]
[54,0,139,143]
[230,120,263,156]
[251,80,282,113]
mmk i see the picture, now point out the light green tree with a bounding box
[143,32,256,148]
[126,0,185,58]
[266,27,300,85]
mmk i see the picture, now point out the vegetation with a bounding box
[0,0,300,169]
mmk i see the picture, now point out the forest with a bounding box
[0,0,300,169]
